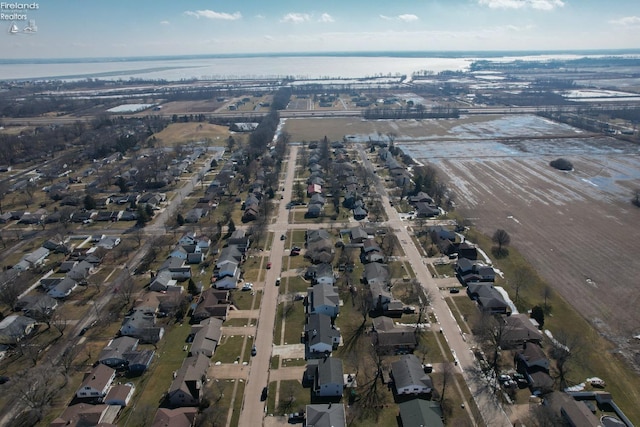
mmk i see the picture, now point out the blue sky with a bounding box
[2,0,640,58]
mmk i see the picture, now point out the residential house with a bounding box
[305,204,323,218]
[47,277,79,299]
[546,392,601,427]
[456,258,495,284]
[59,260,78,273]
[17,294,58,320]
[216,246,242,269]
[159,258,192,281]
[371,316,417,354]
[408,192,434,205]
[398,399,444,427]
[189,317,223,357]
[227,230,250,253]
[457,242,478,260]
[192,288,230,322]
[307,183,322,196]
[14,247,50,271]
[104,383,135,406]
[150,270,178,292]
[67,260,94,281]
[466,283,509,314]
[305,404,346,427]
[123,350,155,376]
[353,206,368,220]
[97,236,121,250]
[414,202,440,218]
[515,342,554,393]
[363,263,390,286]
[312,357,344,397]
[99,336,139,369]
[167,354,210,407]
[370,282,393,311]
[76,364,116,400]
[0,315,36,344]
[307,284,340,318]
[304,313,341,356]
[500,314,543,349]
[51,404,119,427]
[119,307,165,343]
[305,263,335,285]
[151,407,198,427]
[349,227,369,244]
[391,354,433,395]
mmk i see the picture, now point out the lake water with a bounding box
[1,51,637,82]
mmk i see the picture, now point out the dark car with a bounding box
[251,345,257,356]
[79,327,88,336]
[260,386,268,401]
[450,288,460,294]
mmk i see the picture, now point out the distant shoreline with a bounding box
[2,48,640,65]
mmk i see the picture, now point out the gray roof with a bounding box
[99,336,139,365]
[305,313,340,347]
[398,399,443,427]
[317,357,343,387]
[363,263,389,283]
[190,318,223,356]
[309,284,339,311]
[305,404,346,427]
[391,354,433,391]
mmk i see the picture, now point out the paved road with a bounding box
[237,144,299,427]
[356,144,512,427]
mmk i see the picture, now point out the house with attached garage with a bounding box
[119,306,165,344]
[0,315,36,344]
[305,263,335,285]
[47,277,79,299]
[14,247,50,271]
[104,383,135,406]
[456,258,495,284]
[76,364,116,400]
[167,354,210,407]
[159,258,192,281]
[308,357,344,398]
[189,317,223,357]
[304,313,341,356]
[306,283,340,319]
[466,283,509,314]
[391,354,433,395]
[98,336,139,369]
[371,316,417,354]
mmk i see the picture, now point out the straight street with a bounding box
[237,144,299,427]
[356,144,512,427]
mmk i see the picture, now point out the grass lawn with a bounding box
[214,335,247,364]
[283,253,307,270]
[231,289,261,310]
[282,275,310,294]
[230,381,245,426]
[445,296,475,335]
[281,357,306,367]
[223,318,254,327]
[131,322,192,409]
[434,263,455,277]
[270,355,280,370]
[282,301,306,345]
[272,379,310,415]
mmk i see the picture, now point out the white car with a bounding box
[242,282,253,291]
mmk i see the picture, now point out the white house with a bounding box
[391,354,433,395]
[76,364,116,400]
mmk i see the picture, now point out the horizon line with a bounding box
[2,48,640,64]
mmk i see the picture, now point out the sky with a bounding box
[2,0,640,59]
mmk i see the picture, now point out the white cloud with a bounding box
[398,14,419,22]
[280,13,311,23]
[380,14,419,22]
[160,20,170,25]
[319,13,335,23]
[477,0,564,10]
[184,10,242,20]
[609,16,640,26]
[255,14,265,19]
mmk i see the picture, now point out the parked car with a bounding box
[275,277,281,286]
[242,283,253,291]
[251,345,257,356]
[260,386,268,401]
[450,288,460,294]
[266,262,272,269]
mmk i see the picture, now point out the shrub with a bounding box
[550,158,573,171]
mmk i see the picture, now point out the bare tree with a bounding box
[550,330,582,390]
[492,229,511,256]
[51,312,68,337]
[511,263,534,304]
[116,271,137,309]
[472,312,511,382]
[10,363,63,418]
[58,345,81,377]
[0,278,23,310]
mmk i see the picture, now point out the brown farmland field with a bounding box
[151,122,232,146]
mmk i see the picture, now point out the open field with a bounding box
[151,122,231,146]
